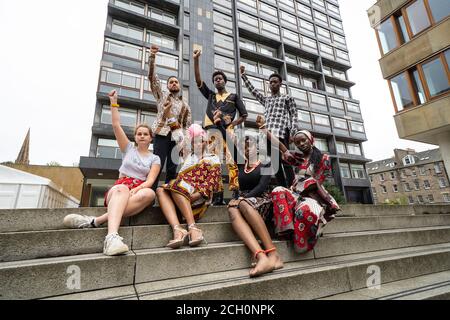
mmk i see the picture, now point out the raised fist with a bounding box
[193,49,202,59]
[240,65,246,75]
[150,45,159,55]
[108,90,118,105]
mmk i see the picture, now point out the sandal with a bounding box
[167,225,189,249]
[188,224,207,247]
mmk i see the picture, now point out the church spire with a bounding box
[15,129,30,165]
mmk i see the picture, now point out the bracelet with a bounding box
[111,103,120,108]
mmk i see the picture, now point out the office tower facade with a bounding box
[367,0,450,179]
[79,0,373,206]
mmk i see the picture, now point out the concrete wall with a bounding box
[368,0,410,27]
[394,95,450,145]
[6,165,83,201]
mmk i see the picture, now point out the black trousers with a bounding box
[152,133,178,191]
[267,135,295,188]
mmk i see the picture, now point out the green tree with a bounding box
[384,197,408,205]
[323,181,346,205]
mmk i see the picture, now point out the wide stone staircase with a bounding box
[1,204,450,300]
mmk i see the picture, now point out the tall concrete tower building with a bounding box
[79,0,373,206]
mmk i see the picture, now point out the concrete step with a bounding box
[2,215,450,262]
[2,226,450,299]
[136,244,450,300]
[323,214,450,234]
[0,206,228,233]
[320,270,450,300]
[340,204,450,217]
[2,204,449,233]
[44,243,450,300]
[0,222,239,262]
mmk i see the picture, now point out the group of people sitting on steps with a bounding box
[64,45,340,278]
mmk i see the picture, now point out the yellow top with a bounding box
[216,92,231,102]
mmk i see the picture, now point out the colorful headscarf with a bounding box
[188,124,206,140]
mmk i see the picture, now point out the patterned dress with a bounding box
[271,153,340,253]
[163,153,223,221]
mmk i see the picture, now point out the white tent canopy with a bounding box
[0,165,79,209]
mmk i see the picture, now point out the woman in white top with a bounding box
[64,90,161,256]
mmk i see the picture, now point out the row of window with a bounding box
[244,95,364,134]
[104,38,179,68]
[99,105,156,128]
[113,0,178,25]
[373,163,444,182]
[289,85,360,114]
[236,0,346,50]
[99,66,190,102]
[276,0,344,31]
[376,0,450,55]
[374,177,448,193]
[340,163,366,180]
[236,10,350,64]
[214,17,350,67]
[389,49,449,111]
[111,19,177,50]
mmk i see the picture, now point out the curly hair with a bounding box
[212,71,228,83]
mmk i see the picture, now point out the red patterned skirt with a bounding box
[271,187,325,253]
[104,176,145,207]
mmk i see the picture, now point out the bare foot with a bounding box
[267,252,284,271]
[249,254,275,278]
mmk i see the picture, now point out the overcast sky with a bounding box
[0,0,435,167]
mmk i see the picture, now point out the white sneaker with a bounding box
[103,233,129,256]
[63,214,98,229]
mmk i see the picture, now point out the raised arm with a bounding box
[109,90,130,153]
[194,49,214,99]
[240,66,266,105]
[148,45,163,101]
[193,49,203,88]
[287,96,299,133]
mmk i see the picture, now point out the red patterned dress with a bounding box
[271,153,340,253]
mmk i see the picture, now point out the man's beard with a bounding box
[169,87,180,94]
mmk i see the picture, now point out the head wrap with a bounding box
[292,129,315,145]
[188,124,206,140]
